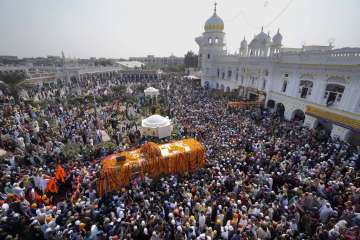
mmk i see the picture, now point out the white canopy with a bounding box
[144,87,160,97]
[142,115,170,128]
[142,115,173,138]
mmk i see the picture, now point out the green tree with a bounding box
[95,59,113,66]
[0,71,27,100]
[184,51,198,68]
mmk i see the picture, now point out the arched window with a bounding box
[222,72,225,79]
[324,84,345,106]
[208,38,213,44]
[215,37,219,44]
[217,68,220,78]
[227,69,232,79]
[207,54,211,59]
[298,80,313,99]
[281,80,288,92]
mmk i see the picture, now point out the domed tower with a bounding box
[271,29,283,56]
[248,27,272,57]
[195,3,226,70]
[240,37,248,56]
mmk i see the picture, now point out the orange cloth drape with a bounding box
[46,178,58,193]
[55,165,66,183]
[98,138,205,196]
[71,176,81,203]
[46,165,66,193]
[34,191,43,203]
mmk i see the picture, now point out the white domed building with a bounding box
[144,87,160,98]
[195,3,226,70]
[195,3,360,144]
[248,27,272,57]
[141,115,173,139]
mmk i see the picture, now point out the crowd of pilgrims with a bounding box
[0,74,359,240]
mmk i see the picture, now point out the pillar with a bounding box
[331,125,350,141]
[303,115,317,129]
[284,107,293,121]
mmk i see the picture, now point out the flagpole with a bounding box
[93,94,97,116]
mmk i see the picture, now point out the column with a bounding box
[303,115,317,129]
[331,125,350,141]
[284,107,293,121]
[288,73,299,97]
[313,80,327,105]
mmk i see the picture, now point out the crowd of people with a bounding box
[0,74,359,240]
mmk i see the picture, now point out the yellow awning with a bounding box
[306,105,360,131]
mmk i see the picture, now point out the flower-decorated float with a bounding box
[98,138,205,196]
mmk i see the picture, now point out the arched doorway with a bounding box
[345,131,360,146]
[292,109,305,122]
[220,84,225,91]
[216,83,219,89]
[204,81,210,89]
[275,103,285,117]
[226,86,230,92]
[267,100,275,109]
[315,119,333,140]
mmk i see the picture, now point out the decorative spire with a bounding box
[277,28,280,33]
[214,1,217,14]
[261,26,264,32]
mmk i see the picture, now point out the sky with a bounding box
[0,0,359,59]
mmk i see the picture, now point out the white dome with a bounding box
[272,29,283,45]
[144,87,159,97]
[144,87,159,93]
[142,115,171,128]
[249,27,270,44]
[249,27,271,48]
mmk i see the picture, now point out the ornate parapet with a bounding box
[276,47,360,66]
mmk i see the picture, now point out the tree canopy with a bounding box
[0,71,27,97]
[184,51,198,68]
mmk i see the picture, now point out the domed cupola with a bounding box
[204,3,224,32]
[241,37,248,48]
[272,29,283,45]
[240,36,248,56]
[255,27,271,44]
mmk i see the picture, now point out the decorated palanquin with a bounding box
[98,138,205,196]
